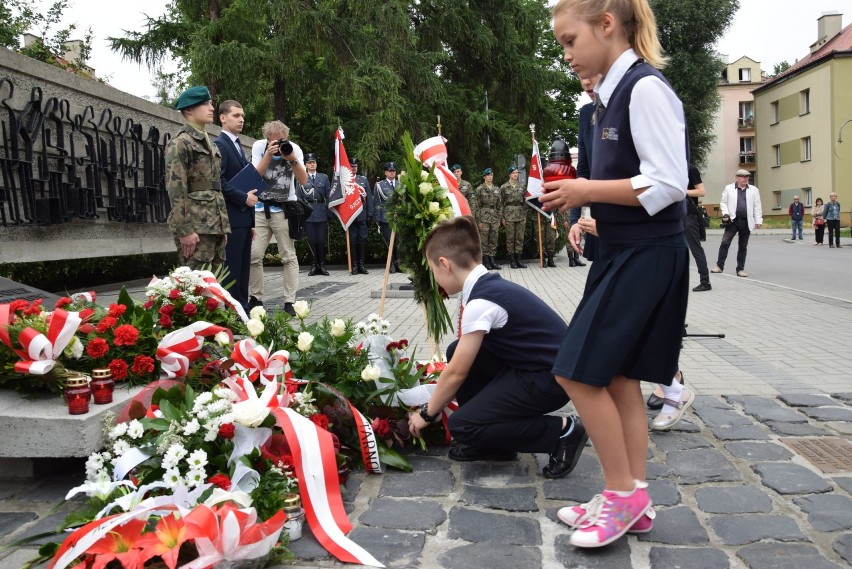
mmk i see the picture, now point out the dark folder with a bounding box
[229,164,264,193]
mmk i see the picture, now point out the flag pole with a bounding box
[346,230,353,274]
[378,231,395,317]
[530,124,544,268]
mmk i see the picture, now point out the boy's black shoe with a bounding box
[448,444,517,462]
[542,416,588,479]
[283,302,296,316]
[248,296,263,310]
[692,283,712,292]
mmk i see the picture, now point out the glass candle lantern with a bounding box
[64,373,91,415]
[282,494,305,541]
[90,368,115,404]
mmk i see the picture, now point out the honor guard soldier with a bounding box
[474,168,502,270]
[542,211,572,267]
[374,162,400,273]
[166,86,230,271]
[500,165,528,269]
[298,153,331,276]
[349,158,372,275]
[452,164,474,206]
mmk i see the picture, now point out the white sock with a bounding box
[660,376,683,414]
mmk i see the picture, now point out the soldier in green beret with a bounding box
[165,86,230,270]
[452,164,475,212]
[473,168,502,270]
[500,165,527,268]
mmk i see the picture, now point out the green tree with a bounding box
[652,0,739,165]
[772,60,791,76]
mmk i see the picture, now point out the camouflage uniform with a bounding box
[474,182,502,256]
[500,179,527,255]
[458,179,474,213]
[165,124,230,270]
[541,211,570,267]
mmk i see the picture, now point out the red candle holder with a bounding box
[64,374,91,415]
[90,368,114,404]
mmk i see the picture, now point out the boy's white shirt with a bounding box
[460,264,508,335]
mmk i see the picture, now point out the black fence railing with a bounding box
[0,76,172,226]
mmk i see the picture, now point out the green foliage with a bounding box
[772,61,791,76]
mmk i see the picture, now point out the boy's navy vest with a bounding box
[467,273,567,374]
[591,61,687,240]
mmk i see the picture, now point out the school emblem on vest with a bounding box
[601,128,619,141]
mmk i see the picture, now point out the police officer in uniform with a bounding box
[374,162,400,273]
[500,165,528,269]
[452,164,474,206]
[349,158,372,275]
[298,153,331,276]
[166,86,230,270]
[474,168,502,270]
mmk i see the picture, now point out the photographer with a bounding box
[248,121,308,316]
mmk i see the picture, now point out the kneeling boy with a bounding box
[409,216,587,478]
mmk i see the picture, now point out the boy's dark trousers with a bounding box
[445,340,567,453]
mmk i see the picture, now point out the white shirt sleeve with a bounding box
[629,76,688,216]
[461,298,508,335]
[251,139,266,168]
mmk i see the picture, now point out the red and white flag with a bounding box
[524,139,551,219]
[329,128,364,230]
[413,136,471,218]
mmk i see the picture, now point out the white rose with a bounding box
[429,201,440,213]
[437,214,448,222]
[293,300,310,319]
[330,319,346,337]
[246,318,264,337]
[361,364,381,382]
[419,182,433,195]
[231,398,271,428]
[297,332,314,352]
[249,306,266,320]
[214,331,232,346]
[420,170,430,180]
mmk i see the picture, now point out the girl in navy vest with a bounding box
[540,0,690,549]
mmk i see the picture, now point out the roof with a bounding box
[754,22,852,93]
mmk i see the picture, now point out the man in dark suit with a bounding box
[374,162,400,273]
[298,153,331,275]
[213,100,257,310]
[348,158,372,275]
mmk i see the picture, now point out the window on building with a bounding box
[800,89,810,115]
[801,137,812,161]
[738,102,754,127]
[803,188,812,206]
[738,68,751,82]
[771,101,779,124]
[772,145,781,167]
[739,137,755,163]
[773,191,782,209]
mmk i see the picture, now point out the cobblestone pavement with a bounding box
[1,235,851,568]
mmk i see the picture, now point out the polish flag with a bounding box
[329,128,364,230]
[524,139,551,219]
[413,136,471,218]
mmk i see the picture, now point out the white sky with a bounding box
[37,0,852,102]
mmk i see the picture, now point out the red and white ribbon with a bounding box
[272,407,384,568]
[156,321,232,379]
[71,291,97,303]
[230,339,293,384]
[414,136,471,218]
[197,270,249,323]
[0,306,81,375]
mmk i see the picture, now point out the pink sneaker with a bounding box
[568,487,652,548]
[557,496,655,533]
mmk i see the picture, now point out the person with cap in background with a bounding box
[473,168,503,270]
[349,158,372,275]
[500,165,528,269]
[712,169,763,278]
[452,164,475,208]
[374,162,401,273]
[165,86,230,271]
[298,153,331,276]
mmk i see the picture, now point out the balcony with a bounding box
[739,152,756,164]
[738,116,755,129]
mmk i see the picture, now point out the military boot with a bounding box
[308,243,320,276]
[515,254,527,269]
[318,249,330,276]
[546,252,557,268]
[510,254,519,269]
[491,256,502,270]
[572,250,586,267]
[357,242,369,274]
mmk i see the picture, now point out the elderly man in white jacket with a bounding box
[711,169,763,278]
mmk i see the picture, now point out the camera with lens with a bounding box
[720,214,732,229]
[277,139,294,157]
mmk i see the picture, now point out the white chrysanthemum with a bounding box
[355,322,367,335]
[165,443,187,463]
[86,453,104,473]
[126,419,144,439]
[203,427,218,442]
[182,418,201,436]
[108,423,128,440]
[380,319,390,331]
[112,439,130,457]
[207,399,231,414]
[367,312,380,323]
[186,449,208,469]
[163,469,183,488]
[185,468,206,488]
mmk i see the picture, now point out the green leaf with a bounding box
[117,287,135,314]
[377,444,412,472]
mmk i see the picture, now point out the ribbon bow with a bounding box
[0,306,81,375]
[196,270,249,324]
[230,338,292,384]
[156,322,232,379]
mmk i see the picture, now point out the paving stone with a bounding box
[725,395,808,423]
[0,481,31,500]
[18,475,85,502]
[555,533,631,568]
[799,406,852,422]
[380,469,453,497]
[0,512,38,540]
[753,463,832,495]
[711,426,770,441]
[645,461,672,480]
[647,479,680,506]
[737,542,843,569]
[649,547,730,569]
[637,506,709,545]
[405,454,451,471]
[543,473,602,502]
[358,498,446,531]
[447,506,541,545]
[669,420,702,433]
[833,533,852,565]
[341,472,362,503]
[834,476,852,495]
[794,493,852,531]
[438,542,541,569]
[287,527,331,561]
[460,461,531,486]
[826,421,852,435]
[710,514,806,545]
[766,421,831,436]
[695,486,773,513]
[725,441,794,461]
[460,484,538,512]
[691,407,752,428]
[831,392,852,404]
[650,432,713,453]
[778,394,839,407]
[346,526,425,568]
[667,449,742,484]
[693,396,733,410]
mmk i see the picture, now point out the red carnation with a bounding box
[113,324,139,346]
[159,314,173,328]
[371,417,390,438]
[143,300,154,310]
[218,423,236,439]
[310,413,330,430]
[206,298,219,311]
[9,299,28,313]
[85,337,109,359]
[183,303,197,317]
[108,304,127,318]
[108,359,128,380]
[208,473,232,491]
[96,316,118,333]
[398,357,410,364]
[54,297,72,309]
[168,289,180,300]
[79,308,95,321]
[24,299,43,316]
[159,304,175,316]
[398,339,409,349]
[385,341,398,352]
[131,355,155,376]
